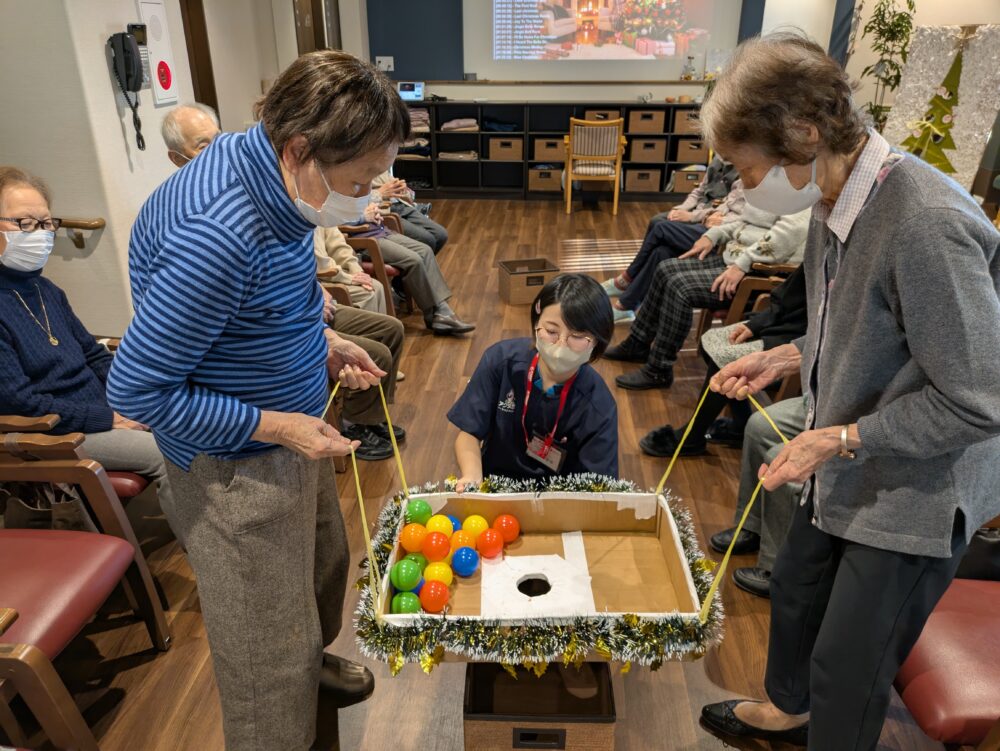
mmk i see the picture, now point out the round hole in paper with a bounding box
[516,574,551,598]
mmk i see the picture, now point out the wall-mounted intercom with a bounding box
[108,31,146,150]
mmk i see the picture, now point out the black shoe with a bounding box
[639,425,707,458]
[733,567,772,598]
[706,417,745,447]
[603,338,649,363]
[319,653,375,709]
[369,422,406,444]
[615,365,674,391]
[341,424,394,461]
[709,527,761,555]
[701,700,808,746]
[428,313,476,335]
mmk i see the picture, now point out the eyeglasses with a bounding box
[535,326,594,353]
[0,217,62,232]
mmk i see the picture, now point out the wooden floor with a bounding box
[29,199,942,750]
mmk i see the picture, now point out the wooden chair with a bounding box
[318,282,353,475]
[339,224,411,317]
[563,118,627,216]
[694,262,799,343]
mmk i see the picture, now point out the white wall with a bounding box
[203,0,280,129]
[273,0,300,74]
[0,0,195,335]
[847,0,1000,107]
[761,0,836,48]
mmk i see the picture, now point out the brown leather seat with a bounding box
[895,578,1000,745]
[107,471,148,500]
[0,529,134,660]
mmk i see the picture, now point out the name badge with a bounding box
[526,433,567,472]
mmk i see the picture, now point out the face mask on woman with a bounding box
[535,336,593,378]
[744,160,822,215]
[1,230,54,272]
[294,162,370,227]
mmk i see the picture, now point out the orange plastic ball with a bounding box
[476,528,504,559]
[421,531,451,562]
[493,514,521,544]
[462,514,490,538]
[419,579,450,613]
[399,523,428,553]
[450,530,476,551]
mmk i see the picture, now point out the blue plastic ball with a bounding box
[452,546,480,577]
[413,577,425,595]
[446,514,463,534]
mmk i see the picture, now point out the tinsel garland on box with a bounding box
[354,474,724,676]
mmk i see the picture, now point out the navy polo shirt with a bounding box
[447,338,619,480]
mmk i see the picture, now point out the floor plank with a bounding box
[27,198,942,750]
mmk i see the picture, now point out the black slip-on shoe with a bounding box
[428,313,476,335]
[369,422,406,444]
[603,339,649,363]
[639,425,707,458]
[709,527,761,555]
[733,566,772,599]
[615,366,674,391]
[706,417,746,447]
[341,424,394,461]
[701,700,808,746]
[319,653,375,709]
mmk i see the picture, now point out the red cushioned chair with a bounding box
[895,516,1000,751]
[0,529,137,750]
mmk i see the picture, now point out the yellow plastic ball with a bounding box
[424,561,454,587]
[462,514,490,539]
[426,514,454,537]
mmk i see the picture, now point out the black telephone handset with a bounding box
[108,32,146,150]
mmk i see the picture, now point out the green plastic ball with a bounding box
[391,591,421,614]
[404,552,429,572]
[405,499,433,526]
[390,559,422,592]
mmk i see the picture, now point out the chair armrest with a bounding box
[95,336,121,351]
[0,414,61,433]
[345,237,396,317]
[751,294,771,314]
[322,283,353,308]
[723,276,784,326]
[0,607,18,636]
[750,262,798,276]
[383,213,403,234]
[338,224,372,236]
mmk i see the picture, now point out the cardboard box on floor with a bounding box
[498,258,560,305]
[378,492,702,662]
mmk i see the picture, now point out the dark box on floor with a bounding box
[498,258,560,305]
[529,168,561,192]
[463,662,616,751]
[625,168,661,192]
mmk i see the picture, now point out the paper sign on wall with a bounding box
[139,0,178,105]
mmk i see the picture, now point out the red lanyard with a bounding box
[522,353,576,459]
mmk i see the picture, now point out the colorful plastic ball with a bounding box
[421,531,451,562]
[403,552,428,572]
[419,580,450,613]
[426,514,454,537]
[452,546,480,577]
[413,577,424,595]
[424,561,454,587]
[493,514,521,544]
[446,514,463,534]
[450,530,476,551]
[391,592,421,614]
[405,498,433,526]
[399,523,428,553]
[476,528,504,559]
[389,559,422,592]
[462,514,490,538]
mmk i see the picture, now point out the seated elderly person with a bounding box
[371,170,448,253]
[605,203,809,389]
[0,166,175,518]
[161,102,220,167]
[315,225,386,313]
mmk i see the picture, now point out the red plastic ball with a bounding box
[493,514,521,544]
[419,579,450,613]
[476,528,504,559]
[421,531,451,562]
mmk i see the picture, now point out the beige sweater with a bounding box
[313,226,363,281]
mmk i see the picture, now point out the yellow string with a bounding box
[655,386,712,496]
[350,445,383,623]
[746,392,790,444]
[322,381,341,420]
[378,382,410,498]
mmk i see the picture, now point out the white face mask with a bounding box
[744,160,822,216]
[1,230,54,272]
[293,163,370,227]
[536,336,593,378]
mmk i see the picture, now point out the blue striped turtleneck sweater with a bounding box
[107,123,328,470]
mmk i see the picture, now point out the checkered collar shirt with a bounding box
[813,128,891,244]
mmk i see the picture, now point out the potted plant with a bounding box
[858,0,917,132]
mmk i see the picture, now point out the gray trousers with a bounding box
[164,449,349,751]
[84,428,175,520]
[391,204,448,253]
[733,396,807,571]
[332,304,403,424]
[377,232,450,315]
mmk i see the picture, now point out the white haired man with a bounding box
[161,102,220,168]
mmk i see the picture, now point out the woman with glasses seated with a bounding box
[0,166,176,524]
[448,274,617,490]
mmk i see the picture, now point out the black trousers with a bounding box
[765,495,967,751]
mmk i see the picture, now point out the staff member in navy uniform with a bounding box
[448,273,618,489]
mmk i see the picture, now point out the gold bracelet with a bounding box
[839,425,856,460]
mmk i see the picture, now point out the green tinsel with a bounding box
[353,474,723,673]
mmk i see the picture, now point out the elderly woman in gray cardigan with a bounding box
[697,33,1000,750]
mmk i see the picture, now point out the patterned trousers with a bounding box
[628,255,728,370]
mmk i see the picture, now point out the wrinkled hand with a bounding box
[679,235,716,260]
[710,345,800,399]
[253,411,358,459]
[759,428,840,490]
[113,411,149,431]
[363,203,383,225]
[351,271,374,291]
[325,331,386,390]
[456,476,482,493]
[381,179,410,199]
[728,322,753,344]
[711,265,746,300]
[703,212,724,228]
[668,208,694,222]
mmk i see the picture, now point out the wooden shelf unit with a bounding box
[393,100,707,201]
